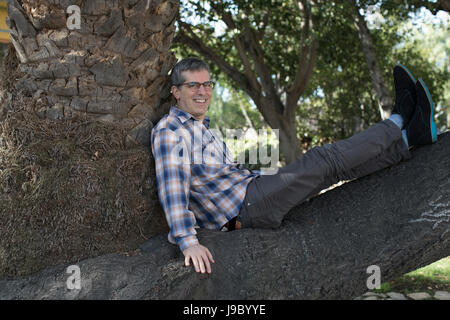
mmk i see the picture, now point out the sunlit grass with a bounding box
[373,256,450,295]
[406,256,450,281]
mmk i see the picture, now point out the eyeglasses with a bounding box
[176,81,216,90]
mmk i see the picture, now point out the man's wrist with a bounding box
[178,235,199,252]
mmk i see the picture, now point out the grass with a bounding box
[373,256,450,296]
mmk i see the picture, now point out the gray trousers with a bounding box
[238,120,411,229]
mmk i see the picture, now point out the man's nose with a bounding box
[197,84,207,94]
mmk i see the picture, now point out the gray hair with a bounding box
[170,57,210,86]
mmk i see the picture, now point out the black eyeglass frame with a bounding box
[175,81,216,90]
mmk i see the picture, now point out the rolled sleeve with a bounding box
[176,235,199,252]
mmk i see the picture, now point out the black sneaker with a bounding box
[406,78,438,146]
[392,63,417,128]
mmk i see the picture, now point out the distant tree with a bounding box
[351,0,394,120]
[207,86,262,133]
[174,0,448,164]
[175,0,319,163]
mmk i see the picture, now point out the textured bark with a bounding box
[6,0,178,146]
[0,0,178,277]
[1,131,448,300]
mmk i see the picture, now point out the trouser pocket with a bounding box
[239,176,286,229]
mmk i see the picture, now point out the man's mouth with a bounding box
[194,99,207,103]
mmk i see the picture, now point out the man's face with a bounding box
[171,69,212,121]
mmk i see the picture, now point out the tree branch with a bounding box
[352,0,393,119]
[241,20,285,115]
[213,7,262,101]
[174,18,280,129]
[209,1,284,115]
[174,21,260,102]
[206,2,285,120]
[2,132,449,299]
[437,0,450,12]
[286,0,318,118]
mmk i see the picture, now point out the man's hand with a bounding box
[183,244,215,274]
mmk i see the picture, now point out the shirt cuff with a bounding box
[177,235,199,252]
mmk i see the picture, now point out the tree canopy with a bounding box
[173,0,449,163]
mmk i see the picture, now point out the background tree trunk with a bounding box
[1,132,448,299]
[175,0,318,164]
[352,1,393,120]
[420,0,450,13]
[440,0,450,12]
[0,0,178,277]
[277,116,301,164]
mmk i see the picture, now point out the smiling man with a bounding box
[151,57,258,274]
[170,66,211,122]
[151,57,437,274]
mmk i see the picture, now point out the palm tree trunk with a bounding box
[0,0,179,277]
[7,0,178,145]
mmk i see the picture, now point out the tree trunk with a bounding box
[0,0,178,277]
[6,0,178,145]
[1,132,448,300]
[439,0,450,12]
[423,0,450,13]
[255,99,302,164]
[353,3,393,120]
[278,116,302,164]
[175,1,317,164]
[447,110,450,129]
[236,96,255,132]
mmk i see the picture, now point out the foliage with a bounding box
[173,0,449,154]
[205,85,278,171]
[304,2,450,143]
[206,85,263,133]
[392,11,449,132]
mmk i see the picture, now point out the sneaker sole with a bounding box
[418,78,437,143]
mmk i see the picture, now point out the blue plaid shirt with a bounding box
[151,106,258,251]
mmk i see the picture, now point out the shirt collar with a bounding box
[170,106,210,128]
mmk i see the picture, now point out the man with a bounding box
[151,57,437,274]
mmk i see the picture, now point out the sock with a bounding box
[388,113,404,130]
[389,114,409,147]
[401,130,409,147]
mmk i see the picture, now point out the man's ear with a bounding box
[171,85,181,100]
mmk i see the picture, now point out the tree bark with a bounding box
[353,2,393,120]
[1,131,448,300]
[276,115,301,164]
[0,0,178,277]
[6,0,178,145]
